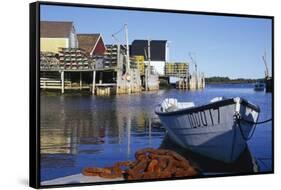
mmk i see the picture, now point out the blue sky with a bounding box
[41,5,272,79]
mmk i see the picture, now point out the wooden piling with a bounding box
[79,72,82,90]
[92,70,96,95]
[61,71,64,94]
[99,72,103,84]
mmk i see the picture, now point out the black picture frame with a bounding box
[30,1,274,188]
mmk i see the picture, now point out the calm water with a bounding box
[40,83,272,181]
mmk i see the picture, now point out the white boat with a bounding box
[155,97,260,163]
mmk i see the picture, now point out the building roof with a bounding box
[77,34,101,55]
[41,21,73,38]
[131,40,167,61]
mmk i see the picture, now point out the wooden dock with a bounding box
[176,72,205,90]
[40,47,143,95]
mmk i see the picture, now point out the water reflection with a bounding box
[40,84,272,181]
[41,94,163,180]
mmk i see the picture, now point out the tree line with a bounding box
[205,76,263,84]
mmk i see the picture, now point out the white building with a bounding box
[131,40,168,76]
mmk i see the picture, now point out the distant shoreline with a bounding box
[205,77,263,85]
[206,81,255,84]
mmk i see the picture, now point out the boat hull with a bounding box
[156,98,260,163]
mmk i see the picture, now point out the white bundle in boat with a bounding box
[161,98,194,112]
[210,97,225,103]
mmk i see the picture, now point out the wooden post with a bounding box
[116,45,120,95]
[146,39,151,91]
[92,70,96,94]
[99,72,103,84]
[61,71,64,94]
[148,39,151,79]
[125,24,131,94]
[145,67,148,91]
[145,39,151,92]
[79,72,82,90]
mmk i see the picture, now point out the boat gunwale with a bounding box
[155,98,260,116]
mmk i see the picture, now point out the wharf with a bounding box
[41,174,124,186]
[40,49,143,95]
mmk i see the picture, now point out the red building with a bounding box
[77,34,106,57]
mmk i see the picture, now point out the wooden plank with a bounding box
[40,81,71,84]
[95,83,117,87]
[40,80,61,83]
[41,86,91,90]
[40,86,62,89]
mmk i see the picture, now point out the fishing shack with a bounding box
[40,21,95,94]
[131,39,167,91]
[40,21,142,95]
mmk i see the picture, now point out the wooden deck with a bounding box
[40,49,142,95]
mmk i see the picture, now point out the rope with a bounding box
[256,158,271,170]
[240,118,272,125]
[236,117,257,141]
[233,112,272,141]
[112,25,125,36]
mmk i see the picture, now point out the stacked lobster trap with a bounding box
[58,48,94,70]
[40,48,95,71]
